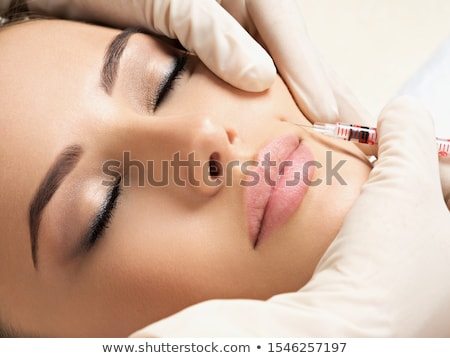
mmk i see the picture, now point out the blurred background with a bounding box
[297,0,450,135]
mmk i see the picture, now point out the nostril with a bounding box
[208,152,222,178]
[225,128,238,144]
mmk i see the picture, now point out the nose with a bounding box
[122,115,238,197]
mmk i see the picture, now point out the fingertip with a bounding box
[234,54,277,92]
[286,78,339,124]
[379,96,435,138]
[305,96,339,124]
[373,95,439,183]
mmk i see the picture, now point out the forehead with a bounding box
[0,20,116,287]
[0,19,116,175]
[0,19,116,128]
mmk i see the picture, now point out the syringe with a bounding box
[293,122,450,157]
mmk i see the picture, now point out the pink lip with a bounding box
[246,135,314,246]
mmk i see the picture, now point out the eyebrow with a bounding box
[101,27,144,94]
[29,145,83,269]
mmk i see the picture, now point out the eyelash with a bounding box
[84,175,122,251]
[151,54,188,111]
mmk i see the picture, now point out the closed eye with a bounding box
[82,175,122,252]
[151,54,188,112]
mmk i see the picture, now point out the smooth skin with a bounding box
[0,20,371,337]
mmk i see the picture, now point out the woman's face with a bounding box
[0,20,371,337]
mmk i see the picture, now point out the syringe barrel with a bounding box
[310,122,449,157]
[437,138,450,157]
[333,123,378,144]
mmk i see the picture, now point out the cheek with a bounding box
[66,203,204,335]
[81,190,245,326]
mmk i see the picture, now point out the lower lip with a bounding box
[246,135,314,246]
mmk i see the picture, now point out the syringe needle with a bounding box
[289,121,449,157]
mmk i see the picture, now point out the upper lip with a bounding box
[246,135,301,246]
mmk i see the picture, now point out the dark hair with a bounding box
[0,0,47,29]
[1,0,29,24]
[0,317,18,338]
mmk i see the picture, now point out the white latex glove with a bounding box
[441,157,450,209]
[218,0,338,121]
[131,97,450,337]
[17,0,339,122]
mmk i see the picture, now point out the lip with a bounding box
[246,134,314,246]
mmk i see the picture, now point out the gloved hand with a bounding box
[130,97,450,337]
[20,0,338,122]
[441,157,450,209]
